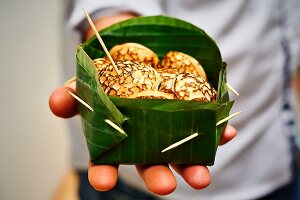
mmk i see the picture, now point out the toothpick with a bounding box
[83,8,120,74]
[216,111,241,126]
[161,133,199,153]
[64,76,76,86]
[104,119,126,134]
[68,91,94,112]
[226,83,239,96]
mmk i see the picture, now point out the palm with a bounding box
[49,85,237,195]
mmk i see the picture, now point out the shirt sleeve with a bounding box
[67,0,164,33]
[287,0,300,71]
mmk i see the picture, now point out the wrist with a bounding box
[84,12,137,41]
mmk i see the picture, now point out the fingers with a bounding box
[170,164,211,190]
[49,82,78,118]
[219,124,237,145]
[88,162,119,191]
[136,165,176,195]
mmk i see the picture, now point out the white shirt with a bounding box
[66,0,300,199]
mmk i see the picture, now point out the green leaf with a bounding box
[84,15,222,89]
[93,99,233,164]
[217,62,230,103]
[76,15,234,165]
[76,47,127,160]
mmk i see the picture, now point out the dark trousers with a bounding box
[77,169,300,200]
[257,139,300,200]
[77,171,159,200]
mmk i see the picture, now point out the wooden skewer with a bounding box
[64,76,76,86]
[104,119,126,134]
[82,8,120,74]
[161,133,199,153]
[226,83,239,96]
[68,91,94,112]
[216,111,241,126]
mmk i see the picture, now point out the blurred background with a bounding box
[1,1,300,200]
[0,0,73,199]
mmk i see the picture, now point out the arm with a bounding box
[84,12,137,40]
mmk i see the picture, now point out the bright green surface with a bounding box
[76,16,233,165]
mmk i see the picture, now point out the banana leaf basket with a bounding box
[76,16,234,165]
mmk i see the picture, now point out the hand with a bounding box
[50,12,237,195]
[84,12,137,40]
[49,82,237,195]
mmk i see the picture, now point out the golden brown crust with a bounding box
[156,68,178,95]
[159,51,207,80]
[93,57,111,72]
[173,73,216,101]
[109,43,160,68]
[97,60,159,98]
[93,44,217,102]
[128,91,175,99]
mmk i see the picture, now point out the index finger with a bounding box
[49,81,78,118]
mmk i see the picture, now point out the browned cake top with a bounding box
[173,74,216,101]
[93,44,217,102]
[93,57,111,72]
[97,60,160,98]
[109,43,160,68]
[128,91,175,99]
[159,51,207,80]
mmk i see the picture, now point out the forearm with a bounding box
[84,12,138,41]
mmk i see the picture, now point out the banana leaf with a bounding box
[76,15,234,165]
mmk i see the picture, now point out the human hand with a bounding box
[84,12,137,40]
[49,82,237,195]
[50,11,237,195]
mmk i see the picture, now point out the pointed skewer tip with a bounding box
[104,119,126,134]
[216,111,241,126]
[82,8,120,74]
[226,83,239,96]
